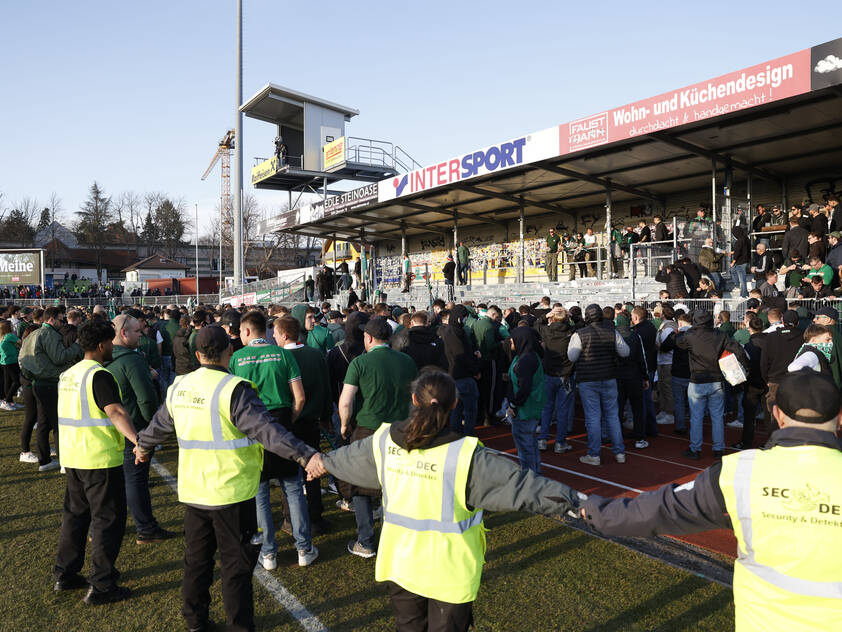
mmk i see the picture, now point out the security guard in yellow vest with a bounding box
[581,369,842,631]
[314,370,581,632]
[53,319,140,605]
[135,325,324,632]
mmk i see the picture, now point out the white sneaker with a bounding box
[634,440,649,449]
[60,466,66,474]
[726,420,744,428]
[19,451,38,463]
[554,442,573,454]
[298,545,319,567]
[579,455,601,466]
[258,552,277,571]
[335,499,353,512]
[656,414,674,425]
[537,439,547,451]
[38,459,60,472]
[615,453,627,464]
[0,401,14,411]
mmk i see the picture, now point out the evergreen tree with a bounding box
[141,210,158,246]
[2,208,36,245]
[75,182,113,281]
[37,207,51,232]
[155,199,186,258]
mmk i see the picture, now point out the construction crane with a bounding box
[201,129,236,216]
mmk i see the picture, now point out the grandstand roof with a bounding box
[260,38,842,243]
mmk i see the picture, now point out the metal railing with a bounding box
[0,294,221,308]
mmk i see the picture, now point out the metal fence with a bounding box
[0,294,222,309]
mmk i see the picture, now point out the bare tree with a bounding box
[45,192,63,270]
[114,191,142,243]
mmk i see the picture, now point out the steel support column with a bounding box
[605,186,613,278]
[518,199,525,284]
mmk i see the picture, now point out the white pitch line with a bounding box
[564,438,705,472]
[151,459,329,632]
[485,447,644,494]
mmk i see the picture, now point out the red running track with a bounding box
[475,416,771,559]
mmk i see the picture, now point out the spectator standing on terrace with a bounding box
[580,370,842,632]
[442,254,455,301]
[752,204,771,244]
[655,263,687,298]
[780,249,806,297]
[545,227,560,282]
[567,304,629,466]
[826,231,842,275]
[698,238,724,293]
[675,310,748,459]
[456,241,470,285]
[782,215,809,263]
[401,254,411,293]
[808,203,828,240]
[583,228,597,276]
[305,275,315,302]
[750,242,774,289]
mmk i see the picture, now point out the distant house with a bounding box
[122,254,189,283]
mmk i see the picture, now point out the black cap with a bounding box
[364,316,392,341]
[782,310,799,326]
[346,310,370,336]
[746,298,761,309]
[195,325,231,357]
[814,306,838,321]
[775,370,841,424]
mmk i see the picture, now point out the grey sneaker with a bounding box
[554,442,573,454]
[347,540,376,559]
[634,440,649,449]
[298,545,319,567]
[579,455,600,466]
[537,439,547,451]
[615,453,626,464]
[38,460,60,472]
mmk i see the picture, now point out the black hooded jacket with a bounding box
[731,226,751,266]
[675,311,748,383]
[327,312,368,403]
[438,305,480,380]
[615,321,648,381]
[534,318,574,377]
[393,325,448,372]
[761,323,805,383]
[507,327,543,408]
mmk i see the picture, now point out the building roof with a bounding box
[121,254,189,273]
[240,83,359,125]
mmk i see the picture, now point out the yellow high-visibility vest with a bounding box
[372,424,486,604]
[167,367,263,506]
[58,359,124,469]
[719,446,842,631]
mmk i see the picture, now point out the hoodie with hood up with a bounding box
[507,327,545,420]
[437,305,480,380]
[675,310,748,383]
[290,303,334,356]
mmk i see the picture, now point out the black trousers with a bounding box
[54,465,127,591]
[741,383,768,448]
[477,359,496,426]
[387,582,473,632]
[182,498,260,632]
[3,362,20,402]
[19,377,37,453]
[617,376,644,441]
[34,380,59,465]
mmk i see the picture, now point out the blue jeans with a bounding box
[158,355,173,400]
[511,417,541,474]
[353,495,376,550]
[578,379,625,457]
[732,263,748,297]
[123,441,158,534]
[671,376,690,431]
[450,377,479,435]
[688,381,725,452]
[255,474,312,554]
[540,375,574,444]
[641,370,658,437]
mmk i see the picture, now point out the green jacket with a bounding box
[717,322,736,339]
[105,345,160,430]
[155,320,173,357]
[138,334,161,370]
[471,316,501,359]
[188,329,199,370]
[698,247,723,273]
[163,318,180,356]
[457,245,470,265]
[19,323,82,382]
[290,303,335,356]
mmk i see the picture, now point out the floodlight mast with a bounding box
[233,0,244,290]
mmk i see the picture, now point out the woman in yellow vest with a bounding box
[317,370,582,631]
[580,369,842,631]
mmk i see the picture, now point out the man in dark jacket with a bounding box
[567,304,630,465]
[438,305,480,435]
[631,307,658,438]
[18,306,83,470]
[655,264,687,298]
[391,311,447,372]
[106,314,173,544]
[172,316,194,376]
[534,306,575,453]
[675,310,748,459]
[733,315,767,450]
[750,242,774,288]
[782,216,809,262]
[730,225,751,298]
[472,307,504,426]
[761,310,806,423]
[506,326,544,474]
[674,258,702,297]
[615,314,649,449]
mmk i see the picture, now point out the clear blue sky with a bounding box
[1,1,840,238]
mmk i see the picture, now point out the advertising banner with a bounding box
[251,156,281,185]
[377,126,559,203]
[321,183,378,217]
[256,290,271,304]
[323,136,346,171]
[0,250,42,285]
[559,48,813,156]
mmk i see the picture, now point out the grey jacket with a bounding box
[323,420,579,516]
[581,427,841,537]
[137,364,316,509]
